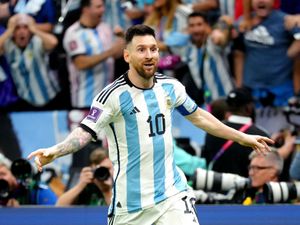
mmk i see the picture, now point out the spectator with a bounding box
[209,97,229,121]
[290,147,300,181]
[0,25,19,109]
[0,14,61,110]
[63,0,125,108]
[0,0,56,32]
[234,0,300,134]
[144,0,189,54]
[191,0,220,25]
[202,88,269,177]
[242,150,283,204]
[181,12,234,106]
[56,147,113,206]
[272,130,296,181]
[240,0,300,32]
[0,157,57,206]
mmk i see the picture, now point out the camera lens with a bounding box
[93,167,110,181]
[193,168,250,192]
[11,159,32,180]
[263,181,300,203]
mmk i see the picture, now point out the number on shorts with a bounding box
[182,196,197,214]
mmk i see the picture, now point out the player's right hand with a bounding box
[27,148,57,172]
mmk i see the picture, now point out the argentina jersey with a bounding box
[80,72,198,215]
[4,36,60,106]
[63,22,114,108]
[184,40,234,102]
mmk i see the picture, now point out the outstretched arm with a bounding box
[185,108,273,154]
[27,127,92,171]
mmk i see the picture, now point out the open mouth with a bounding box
[144,62,154,69]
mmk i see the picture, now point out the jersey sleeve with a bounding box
[173,80,198,116]
[80,89,116,140]
[63,29,86,58]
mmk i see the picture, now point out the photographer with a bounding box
[242,150,284,204]
[0,155,57,206]
[56,148,113,206]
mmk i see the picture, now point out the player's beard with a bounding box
[135,62,158,80]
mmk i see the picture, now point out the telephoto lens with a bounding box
[263,181,300,203]
[11,159,33,180]
[193,168,250,192]
[93,167,110,181]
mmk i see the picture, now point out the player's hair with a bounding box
[125,24,156,45]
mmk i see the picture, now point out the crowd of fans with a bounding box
[0,0,300,207]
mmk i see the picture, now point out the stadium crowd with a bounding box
[0,0,300,207]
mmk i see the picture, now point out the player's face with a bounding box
[188,16,208,44]
[13,24,31,49]
[125,35,159,80]
[248,156,277,189]
[0,165,18,190]
[252,0,274,18]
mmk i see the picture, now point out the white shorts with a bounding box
[108,191,200,225]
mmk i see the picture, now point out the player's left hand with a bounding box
[239,134,274,155]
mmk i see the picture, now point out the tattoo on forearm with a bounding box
[57,128,92,156]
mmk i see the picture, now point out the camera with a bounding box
[0,158,39,206]
[193,168,250,192]
[93,167,110,181]
[263,181,300,203]
[11,158,33,181]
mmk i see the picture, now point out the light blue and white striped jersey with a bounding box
[81,72,198,215]
[104,0,131,30]
[4,36,60,106]
[63,22,114,108]
[183,38,234,102]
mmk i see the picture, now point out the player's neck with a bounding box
[128,70,154,89]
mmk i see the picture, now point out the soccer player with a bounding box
[28,24,273,225]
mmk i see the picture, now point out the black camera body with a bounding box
[93,167,110,181]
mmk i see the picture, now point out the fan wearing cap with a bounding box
[202,88,270,177]
[0,14,60,109]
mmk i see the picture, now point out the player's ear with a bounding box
[123,48,130,63]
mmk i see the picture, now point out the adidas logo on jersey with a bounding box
[130,106,140,115]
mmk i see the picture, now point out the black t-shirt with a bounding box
[202,121,269,178]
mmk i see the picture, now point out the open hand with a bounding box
[240,134,274,155]
[27,148,56,172]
